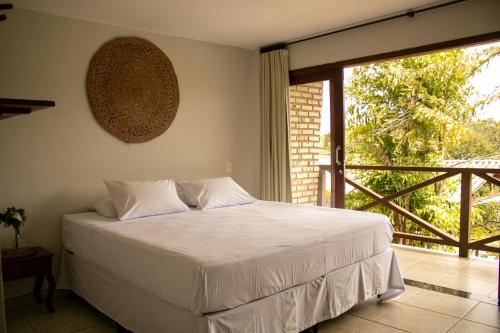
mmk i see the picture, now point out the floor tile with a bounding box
[5,295,40,311]
[348,297,400,320]
[75,323,117,333]
[489,289,498,301]
[26,296,106,333]
[393,245,499,291]
[470,259,500,270]
[393,246,497,273]
[404,289,478,317]
[464,302,500,328]
[392,247,423,263]
[321,313,405,333]
[393,246,465,263]
[375,303,459,333]
[5,302,47,323]
[6,321,36,333]
[448,320,500,333]
[408,257,469,273]
[434,274,497,295]
[397,261,420,276]
[402,268,448,285]
[454,263,499,281]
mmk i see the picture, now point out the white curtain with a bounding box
[260,48,292,202]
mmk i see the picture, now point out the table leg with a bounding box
[34,275,44,303]
[44,272,56,313]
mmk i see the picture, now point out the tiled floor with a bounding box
[5,293,115,333]
[4,245,499,333]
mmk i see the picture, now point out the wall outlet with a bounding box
[225,162,232,173]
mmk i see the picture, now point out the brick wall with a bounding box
[289,82,323,205]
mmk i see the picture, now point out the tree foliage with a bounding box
[342,45,500,252]
[447,119,500,159]
[320,133,331,154]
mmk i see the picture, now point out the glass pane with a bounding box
[343,40,500,259]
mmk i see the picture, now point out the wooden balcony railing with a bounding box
[318,164,500,257]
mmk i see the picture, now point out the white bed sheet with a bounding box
[62,201,393,315]
[62,248,404,333]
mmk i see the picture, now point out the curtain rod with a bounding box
[260,0,468,52]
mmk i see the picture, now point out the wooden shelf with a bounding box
[0,3,13,23]
[0,98,55,120]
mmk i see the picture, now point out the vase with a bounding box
[14,228,20,249]
[1,229,34,258]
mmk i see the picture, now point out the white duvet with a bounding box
[62,201,393,315]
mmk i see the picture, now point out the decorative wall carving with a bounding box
[87,37,179,143]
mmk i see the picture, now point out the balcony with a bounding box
[316,164,500,259]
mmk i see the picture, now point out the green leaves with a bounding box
[344,44,499,253]
[447,119,500,160]
[345,45,499,166]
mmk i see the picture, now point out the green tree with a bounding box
[320,133,331,154]
[447,119,500,159]
[343,45,499,250]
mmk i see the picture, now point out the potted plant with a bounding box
[0,207,33,257]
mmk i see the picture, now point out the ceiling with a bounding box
[14,0,445,49]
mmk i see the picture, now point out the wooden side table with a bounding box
[1,246,56,313]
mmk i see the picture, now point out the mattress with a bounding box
[62,201,393,315]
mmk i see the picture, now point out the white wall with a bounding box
[289,0,500,70]
[0,9,259,297]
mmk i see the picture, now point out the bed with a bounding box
[59,200,404,333]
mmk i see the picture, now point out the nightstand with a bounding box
[1,246,56,313]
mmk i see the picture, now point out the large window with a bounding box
[343,41,499,256]
[290,38,500,259]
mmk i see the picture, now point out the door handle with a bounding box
[335,145,342,166]
[335,145,344,175]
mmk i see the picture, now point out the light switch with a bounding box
[225,162,232,173]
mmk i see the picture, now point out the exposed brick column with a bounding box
[289,82,323,205]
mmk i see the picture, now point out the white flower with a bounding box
[12,212,23,222]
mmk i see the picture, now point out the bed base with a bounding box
[117,323,320,333]
[117,322,321,333]
[62,248,403,333]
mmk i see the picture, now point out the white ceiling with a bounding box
[14,0,444,49]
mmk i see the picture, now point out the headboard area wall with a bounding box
[0,9,260,297]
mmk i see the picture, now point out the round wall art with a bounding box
[86,37,179,143]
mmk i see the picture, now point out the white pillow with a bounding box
[89,198,118,218]
[104,179,190,220]
[176,182,200,207]
[177,177,256,210]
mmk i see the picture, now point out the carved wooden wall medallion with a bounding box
[87,37,179,143]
